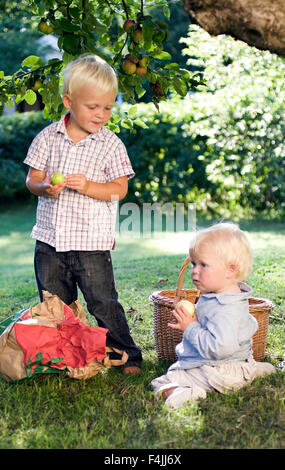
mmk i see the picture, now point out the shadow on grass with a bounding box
[0,358,283,449]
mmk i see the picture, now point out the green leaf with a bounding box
[164,63,180,71]
[145,70,157,82]
[56,18,81,33]
[134,119,149,129]
[69,6,82,20]
[106,122,120,133]
[121,119,133,129]
[124,75,141,86]
[110,114,120,123]
[142,20,154,50]
[85,17,106,34]
[37,1,46,18]
[128,105,138,117]
[135,84,146,99]
[22,56,45,68]
[153,51,171,60]
[163,5,170,19]
[62,34,81,55]
[172,77,188,97]
[15,88,26,104]
[24,89,37,105]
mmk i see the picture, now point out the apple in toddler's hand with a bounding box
[176,300,195,316]
[51,172,65,185]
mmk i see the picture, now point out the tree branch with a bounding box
[82,0,86,21]
[104,0,122,16]
[113,36,129,64]
[183,0,285,57]
[121,0,129,19]
[1,60,62,84]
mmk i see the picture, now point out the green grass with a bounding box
[0,201,284,450]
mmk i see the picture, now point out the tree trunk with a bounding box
[183,0,285,56]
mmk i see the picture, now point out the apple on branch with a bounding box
[32,80,43,91]
[123,19,137,33]
[133,29,143,44]
[139,56,149,67]
[121,59,137,75]
[125,54,139,64]
[38,19,53,35]
[135,66,147,76]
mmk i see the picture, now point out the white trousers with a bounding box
[151,358,276,409]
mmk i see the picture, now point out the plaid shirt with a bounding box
[24,114,134,252]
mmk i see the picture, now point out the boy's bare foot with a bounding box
[161,387,178,400]
[123,366,141,375]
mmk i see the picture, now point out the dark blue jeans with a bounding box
[34,241,142,367]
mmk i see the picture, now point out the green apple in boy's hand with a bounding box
[51,172,65,185]
[176,300,195,316]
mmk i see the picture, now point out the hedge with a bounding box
[0,112,50,199]
[119,97,285,219]
[0,96,284,219]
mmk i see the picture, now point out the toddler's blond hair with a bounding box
[189,222,253,281]
[62,54,118,96]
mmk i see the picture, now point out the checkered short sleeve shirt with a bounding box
[24,115,135,252]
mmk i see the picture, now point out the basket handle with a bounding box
[174,256,200,304]
[176,256,191,291]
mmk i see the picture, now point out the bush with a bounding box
[1,94,284,220]
[0,112,51,199]
[119,95,285,219]
[178,25,285,219]
[0,158,26,198]
[119,101,212,209]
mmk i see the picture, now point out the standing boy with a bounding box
[24,54,142,374]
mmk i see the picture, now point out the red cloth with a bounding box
[14,308,108,370]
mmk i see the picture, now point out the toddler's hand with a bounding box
[65,174,88,194]
[168,305,198,332]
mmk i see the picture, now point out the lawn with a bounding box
[0,201,284,452]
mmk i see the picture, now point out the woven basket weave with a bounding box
[149,256,274,362]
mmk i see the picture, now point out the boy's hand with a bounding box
[65,174,88,194]
[45,175,66,196]
[26,168,66,197]
[64,174,127,201]
[168,305,198,332]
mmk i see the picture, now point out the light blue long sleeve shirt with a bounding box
[170,282,258,371]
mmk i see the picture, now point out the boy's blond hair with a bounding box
[62,54,118,96]
[189,222,253,281]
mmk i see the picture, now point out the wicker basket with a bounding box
[149,256,274,363]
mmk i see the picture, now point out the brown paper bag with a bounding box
[0,323,27,382]
[66,347,128,380]
[0,292,128,382]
